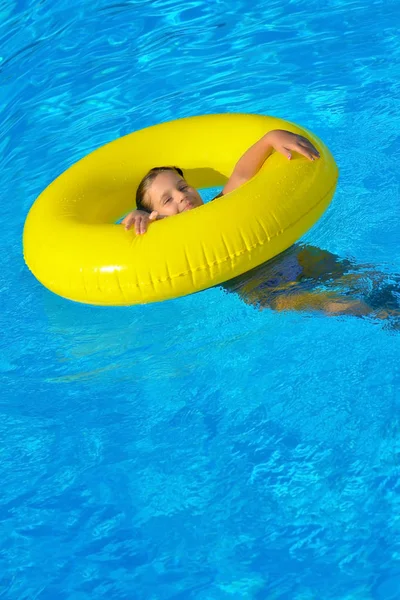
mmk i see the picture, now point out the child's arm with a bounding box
[222,130,320,195]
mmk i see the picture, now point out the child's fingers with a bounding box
[291,141,319,161]
[301,146,320,159]
[123,215,135,230]
[297,138,320,159]
[297,146,316,161]
[136,216,146,235]
[149,211,158,221]
[123,214,152,234]
[278,146,292,159]
[134,217,141,235]
[140,218,148,235]
[132,216,144,235]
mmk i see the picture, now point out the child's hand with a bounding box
[121,210,158,234]
[267,130,320,161]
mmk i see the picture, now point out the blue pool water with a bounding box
[1,0,400,598]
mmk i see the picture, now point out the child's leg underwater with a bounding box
[270,290,372,316]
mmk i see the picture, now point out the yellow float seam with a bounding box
[183,245,196,289]
[115,269,127,304]
[220,232,234,263]
[133,180,337,289]
[165,259,173,293]
[255,216,271,242]
[200,241,210,273]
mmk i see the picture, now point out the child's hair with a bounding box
[136,166,184,212]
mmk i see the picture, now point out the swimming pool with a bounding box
[1,0,400,598]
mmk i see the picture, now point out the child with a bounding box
[121,129,320,234]
[122,129,400,321]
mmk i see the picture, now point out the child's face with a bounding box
[145,170,204,216]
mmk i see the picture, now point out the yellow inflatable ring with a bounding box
[23,113,338,305]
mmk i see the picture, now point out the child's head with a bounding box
[136,166,204,216]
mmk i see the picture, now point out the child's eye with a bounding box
[164,197,172,204]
